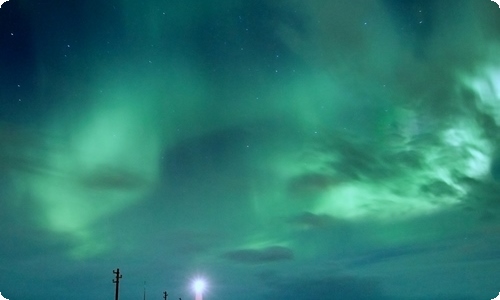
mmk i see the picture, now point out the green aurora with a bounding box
[1,1,500,299]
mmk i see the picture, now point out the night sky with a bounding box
[1,1,500,299]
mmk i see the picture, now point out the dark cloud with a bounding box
[287,174,342,199]
[419,180,461,198]
[344,244,440,268]
[306,130,431,185]
[458,176,500,211]
[80,166,152,191]
[260,270,482,300]
[288,212,339,229]
[260,272,384,300]
[222,246,294,264]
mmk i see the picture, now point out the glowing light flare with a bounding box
[192,278,207,300]
[193,279,206,293]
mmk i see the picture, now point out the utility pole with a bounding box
[112,268,122,300]
[163,291,168,300]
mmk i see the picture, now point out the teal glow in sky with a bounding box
[1,1,500,300]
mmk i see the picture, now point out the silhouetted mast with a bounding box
[112,268,122,300]
[143,281,146,300]
[163,291,168,300]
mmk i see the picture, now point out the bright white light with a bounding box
[193,278,206,293]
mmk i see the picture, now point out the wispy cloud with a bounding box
[223,246,294,264]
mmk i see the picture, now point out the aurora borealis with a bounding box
[1,0,500,299]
